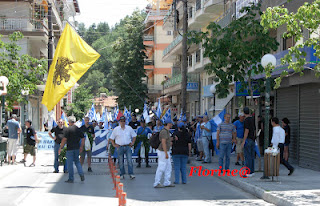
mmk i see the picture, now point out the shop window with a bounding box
[283,36,295,51]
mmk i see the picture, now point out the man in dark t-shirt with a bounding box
[21,120,37,167]
[49,119,67,173]
[80,117,95,172]
[241,107,256,177]
[59,116,85,183]
[129,115,139,129]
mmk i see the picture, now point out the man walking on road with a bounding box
[80,117,95,172]
[216,113,236,171]
[234,113,245,166]
[20,120,38,167]
[241,107,256,177]
[110,116,136,180]
[49,119,67,173]
[59,116,85,183]
[271,117,294,175]
[201,116,212,163]
[6,114,21,165]
[136,120,153,168]
[154,119,175,188]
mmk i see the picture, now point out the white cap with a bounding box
[238,112,245,117]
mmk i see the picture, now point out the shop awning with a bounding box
[209,90,234,111]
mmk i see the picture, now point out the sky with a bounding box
[75,0,149,27]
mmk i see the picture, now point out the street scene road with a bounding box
[0,150,272,206]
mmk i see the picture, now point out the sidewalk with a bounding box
[191,153,320,206]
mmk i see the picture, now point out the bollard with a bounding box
[117,183,123,200]
[119,192,127,206]
[114,175,120,193]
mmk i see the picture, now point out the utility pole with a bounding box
[181,0,188,114]
[48,3,53,71]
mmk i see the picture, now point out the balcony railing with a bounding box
[144,60,154,65]
[216,8,232,28]
[0,18,48,32]
[143,35,154,41]
[164,73,199,88]
[163,7,173,24]
[163,34,183,57]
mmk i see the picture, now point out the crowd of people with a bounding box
[2,105,294,184]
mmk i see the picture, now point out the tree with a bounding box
[188,3,278,98]
[111,10,147,110]
[261,0,320,88]
[66,83,93,120]
[82,70,106,97]
[0,32,47,110]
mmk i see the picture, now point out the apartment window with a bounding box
[196,50,201,63]
[283,36,295,50]
[189,7,193,19]
[167,30,172,35]
[188,55,193,67]
[196,0,201,11]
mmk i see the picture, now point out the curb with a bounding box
[192,161,294,206]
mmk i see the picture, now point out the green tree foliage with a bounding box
[67,83,93,120]
[261,0,320,88]
[0,32,47,110]
[188,3,278,98]
[111,10,147,110]
[82,70,106,95]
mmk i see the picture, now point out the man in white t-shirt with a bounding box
[271,117,294,176]
[110,116,137,180]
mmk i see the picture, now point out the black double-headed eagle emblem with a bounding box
[53,57,75,86]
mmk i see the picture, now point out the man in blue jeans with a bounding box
[59,116,85,183]
[216,113,236,171]
[49,119,67,173]
[241,107,256,177]
[110,116,137,180]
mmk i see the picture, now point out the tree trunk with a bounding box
[181,0,188,114]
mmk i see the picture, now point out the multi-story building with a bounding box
[0,0,80,133]
[143,1,173,107]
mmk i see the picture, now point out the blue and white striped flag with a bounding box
[156,98,162,119]
[92,129,109,157]
[128,107,132,123]
[104,109,109,130]
[209,109,226,132]
[113,105,119,121]
[89,103,96,122]
[123,106,130,125]
[143,103,151,123]
[161,108,171,124]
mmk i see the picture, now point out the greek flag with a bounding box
[113,105,119,121]
[143,103,150,123]
[89,103,96,121]
[209,109,226,132]
[92,129,108,157]
[156,98,162,119]
[107,112,113,122]
[123,106,130,125]
[96,112,101,122]
[100,109,106,123]
[178,109,186,122]
[161,108,171,123]
[128,108,132,123]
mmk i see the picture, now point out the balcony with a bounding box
[164,73,199,89]
[144,60,154,65]
[143,35,154,41]
[0,18,48,34]
[216,8,233,28]
[148,85,163,94]
[143,35,154,47]
[144,59,155,70]
[163,34,182,61]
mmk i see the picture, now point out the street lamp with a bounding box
[210,84,216,116]
[135,108,139,113]
[261,54,276,179]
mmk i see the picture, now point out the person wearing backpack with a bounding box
[153,119,175,188]
[172,122,191,184]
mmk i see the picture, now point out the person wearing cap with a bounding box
[59,116,85,183]
[172,122,192,184]
[48,118,67,173]
[6,114,21,165]
[154,118,175,188]
[80,116,95,172]
[110,116,137,180]
[241,107,256,177]
[172,117,178,132]
[234,113,245,166]
[21,120,38,167]
[136,120,153,168]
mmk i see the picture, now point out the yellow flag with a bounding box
[42,23,100,111]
